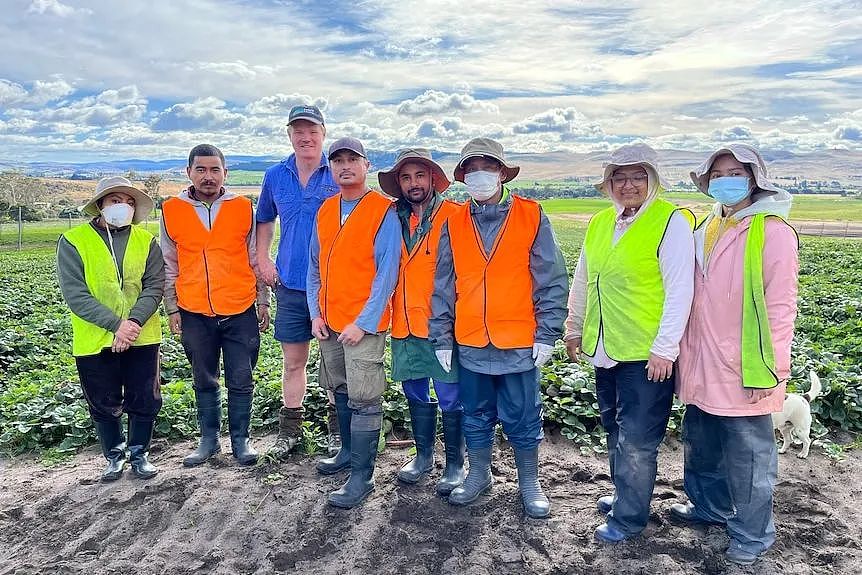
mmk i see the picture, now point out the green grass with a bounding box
[541,193,862,222]
[0,220,161,249]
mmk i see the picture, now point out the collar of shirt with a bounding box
[284,153,329,177]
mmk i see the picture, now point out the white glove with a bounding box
[435,349,452,373]
[532,343,554,368]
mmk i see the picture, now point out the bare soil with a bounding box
[0,433,859,575]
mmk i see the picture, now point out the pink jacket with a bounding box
[676,215,798,417]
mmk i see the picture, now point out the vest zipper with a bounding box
[202,202,216,315]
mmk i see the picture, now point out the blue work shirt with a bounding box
[256,154,338,291]
[307,194,401,334]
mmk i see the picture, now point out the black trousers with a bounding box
[179,305,260,394]
[75,344,162,423]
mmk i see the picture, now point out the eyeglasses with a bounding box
[610,174,648,186]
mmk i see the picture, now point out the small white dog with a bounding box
[772,370,822,458]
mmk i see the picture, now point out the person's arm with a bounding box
[354,207,401,333]
[564,248,587,341]
[56,236,123,332]
[306,218,322,320]
[128,238,166,325]
[255,170,279,286]
[763,220,799,383]
[530,210,569,345]
[429,221,455,351]
[159,213,180,315]
[650,211,696,361]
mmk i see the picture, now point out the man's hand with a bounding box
[532,342,554,368]
[311,317,330,341]
[337,323,365,346]
[646,353,674,382]
[257,257,279,287]
[168,313,182,335]
[258,305,270,332]
[112,319,140,353]
[435,349,452,373]
[565,337,582,362]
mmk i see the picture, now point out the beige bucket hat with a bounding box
[593,143,670,192]
[378,148,451,198]
[690,143,784,196]
[81,176,154,224]
[453,138,520,183]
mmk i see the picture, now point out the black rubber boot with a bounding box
[317,393,352,475]
[127,417,158,480]
[228,391,258,466]
[436,410,466,496]
[327,401,341,456]
[448,446,493,505]
[513,447,550,518]
[183,388,222,467]
[397,400,437,484]
[267,406,304,460]
[328,408,381,509]
[94,419,126,482]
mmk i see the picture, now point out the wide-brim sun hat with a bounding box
[81,176,154,224]
[378,148,451,198]
[453,137,520,184]
[593,143,670,193]
[690,143,784,196]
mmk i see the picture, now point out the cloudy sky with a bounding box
[1,0,861,162]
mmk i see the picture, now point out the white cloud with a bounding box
[397,90,499,116]
[152,98,244,132]
[28,0,75,17]
[246,94,328,116]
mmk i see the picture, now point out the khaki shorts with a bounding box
[318,331,387,406]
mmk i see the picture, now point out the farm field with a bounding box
[0,214,860,573]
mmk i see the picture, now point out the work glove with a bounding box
[532,343,554,368]
[435,349,452,373]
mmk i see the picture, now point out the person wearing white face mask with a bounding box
[429,138,568,518]
[673,143,798,566]
[57,176,164,482]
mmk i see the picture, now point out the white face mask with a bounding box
[101,203,134,227]
[464,170,500,201]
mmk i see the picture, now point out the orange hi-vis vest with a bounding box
[162,195,257,316]
[449,195,540,349]
[391,199,459,339]
[317,190,394,333]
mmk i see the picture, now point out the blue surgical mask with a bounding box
[707,176,751,206]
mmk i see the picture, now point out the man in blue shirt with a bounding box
[256,105,339,458]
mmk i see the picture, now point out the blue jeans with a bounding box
[458,367,543,450]
[595,360,674,535]
[402,378,462,412]
[682,405,777,556]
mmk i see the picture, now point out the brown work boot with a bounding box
[267,406,304,459]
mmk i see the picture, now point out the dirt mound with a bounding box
[1,434,859,575]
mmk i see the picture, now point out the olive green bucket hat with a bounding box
[377,148,450,198]
[453,137,520,183]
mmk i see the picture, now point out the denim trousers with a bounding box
[458,366,543,450]
[682,404,777,556]
[402,377,462,412]
[595,360,674,535]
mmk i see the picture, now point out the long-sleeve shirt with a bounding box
[429,192,569,375]
[256,154,339,291]
[160,188,270,315]
[306,194,401,334]
[564,210,694,366]
[57,220,165,332]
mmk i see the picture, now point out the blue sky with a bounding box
[1,0,861,162]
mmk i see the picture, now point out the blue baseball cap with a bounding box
[328,137,367,160]
[287,105,324,126]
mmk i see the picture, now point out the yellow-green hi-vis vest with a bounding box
[62,224,162,357]
[582,198,694,362]
[741,213,790,389]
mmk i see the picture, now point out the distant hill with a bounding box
[4,149,861,184]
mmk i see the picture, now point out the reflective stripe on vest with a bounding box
[448,195,540,349]
[317,190,394,333]
[162,196,257,316]
[741,214,795,389]
[63,224,161,357]
[582,199,692,361]
[391,200,459,339]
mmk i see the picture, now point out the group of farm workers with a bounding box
[57,104,798,566]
